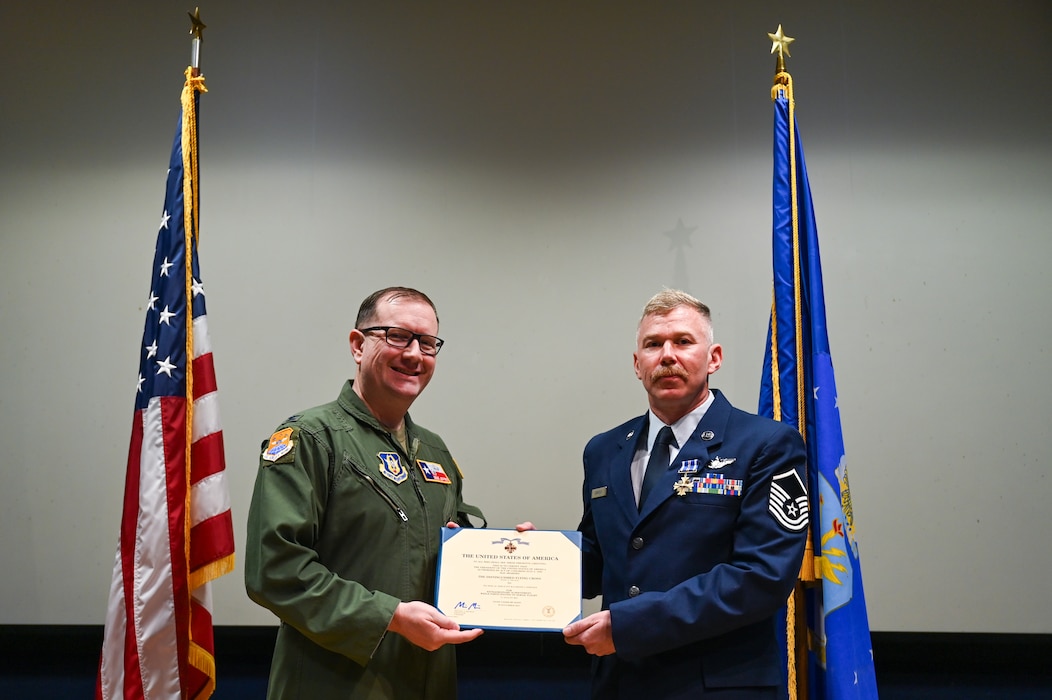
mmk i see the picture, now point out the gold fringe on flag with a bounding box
[180,66,223,700]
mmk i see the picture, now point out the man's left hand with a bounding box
[563,610,615,656]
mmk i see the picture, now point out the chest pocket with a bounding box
[415,458,458,523]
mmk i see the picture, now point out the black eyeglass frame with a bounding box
[359,326,445,356]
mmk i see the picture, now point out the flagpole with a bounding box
[768,24,813,700]
[189,7,206,76]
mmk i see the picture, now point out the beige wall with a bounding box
[2,1,1050,632]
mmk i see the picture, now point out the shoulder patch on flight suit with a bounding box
[452,458,465,480]
[262,427,296,463]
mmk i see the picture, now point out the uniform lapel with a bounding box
[612,415,648,522]
[638,391,732,519]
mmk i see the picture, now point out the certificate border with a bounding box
[435,528,582,632]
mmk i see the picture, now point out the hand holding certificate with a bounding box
[435,528,582,631]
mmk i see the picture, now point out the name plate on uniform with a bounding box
[435,528,582,631]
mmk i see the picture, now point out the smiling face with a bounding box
[349,294,439,426]
[633,305,722,425]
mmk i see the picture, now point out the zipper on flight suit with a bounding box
[405,436,433,566]
[348,459,409,522]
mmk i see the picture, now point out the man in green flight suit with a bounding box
[246,286,486,699]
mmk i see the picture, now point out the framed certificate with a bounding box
[434,528,582,631]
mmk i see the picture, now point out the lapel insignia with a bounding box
[678,458,700,474]
[700,430,715,441]
[378,451,408,484]
[706,456,736,470]
[417,459,452,484]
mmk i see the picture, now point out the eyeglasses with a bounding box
[360,326,445,356]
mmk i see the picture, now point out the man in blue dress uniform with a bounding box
[564,289,810,699]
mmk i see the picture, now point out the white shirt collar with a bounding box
[646,389,716,452]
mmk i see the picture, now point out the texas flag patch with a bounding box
[417,459,452,484]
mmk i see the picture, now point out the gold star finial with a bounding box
[188,7,207,41]
[768,24,794,59]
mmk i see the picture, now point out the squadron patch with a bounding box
[417,459,452,484]
[262,428,294,462]
[378,452,408,484]
[769,468,809,532]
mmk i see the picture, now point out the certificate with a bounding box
[435,528,582,631]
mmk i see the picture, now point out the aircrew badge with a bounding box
[378,452,408,484]
[706,456,736,470]
[262,427,294,462]
[417,459,452,484]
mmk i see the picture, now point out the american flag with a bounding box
[97,70,235,700]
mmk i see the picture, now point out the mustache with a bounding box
[652,366,688,381]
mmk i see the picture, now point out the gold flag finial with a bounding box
[768,24,795,74]
[188,7,207,41]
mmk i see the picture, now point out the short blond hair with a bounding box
[639,289,714,342]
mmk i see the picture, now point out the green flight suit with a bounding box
[245,380,485,699]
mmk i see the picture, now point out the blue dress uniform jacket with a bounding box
[579,390,809,699]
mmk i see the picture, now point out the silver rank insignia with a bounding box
[378,452,408,484]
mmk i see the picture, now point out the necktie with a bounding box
[639,425,676,510]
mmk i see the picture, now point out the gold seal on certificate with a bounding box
[435,528,582,631]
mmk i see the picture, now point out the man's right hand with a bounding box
[388,601,484,651]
